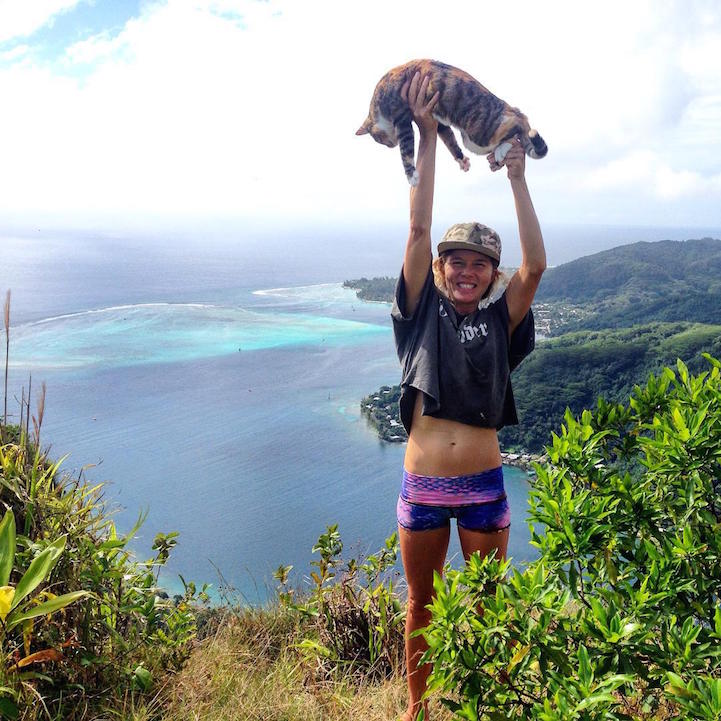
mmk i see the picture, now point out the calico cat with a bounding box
[356,59,547,185]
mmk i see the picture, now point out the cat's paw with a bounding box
[458,156,471,172]
[494,142,512,164]
[408,170,420,186]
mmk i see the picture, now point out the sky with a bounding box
[0,0,720,235]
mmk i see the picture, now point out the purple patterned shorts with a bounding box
[396,467,510,532]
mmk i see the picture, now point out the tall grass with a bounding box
[159,592,456,721]
[31,380,46,447]
[3,289,9,437]
[161,607,412,721]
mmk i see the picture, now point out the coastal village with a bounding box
[531,300,590,336]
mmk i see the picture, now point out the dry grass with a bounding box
[130,602,679,721]
[158,606,454,721]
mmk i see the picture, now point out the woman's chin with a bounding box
[452,296,480,313]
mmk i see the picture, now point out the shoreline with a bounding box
[500,451,546,474]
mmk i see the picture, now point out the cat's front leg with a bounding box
[437,124,470,172]
[397,117,419,186]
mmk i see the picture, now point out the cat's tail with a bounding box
[524,129,548,159]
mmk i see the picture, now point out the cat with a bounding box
[356,59,547,185]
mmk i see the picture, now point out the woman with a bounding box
[393,73,546,721]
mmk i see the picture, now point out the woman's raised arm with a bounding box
[402,73,439,316]
[491,137,546,332]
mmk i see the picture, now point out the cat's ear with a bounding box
[355,118,371,136]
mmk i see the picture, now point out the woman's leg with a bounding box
[399,524,450,721]
[457,526,509,563]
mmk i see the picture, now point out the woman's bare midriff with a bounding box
[404,392,502,476]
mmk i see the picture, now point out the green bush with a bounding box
[276,524,405,681]
[421,355,721,720]
[0,433,208,719]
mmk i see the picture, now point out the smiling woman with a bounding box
[387,72,546,721]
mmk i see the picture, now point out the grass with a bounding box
[157,605,455,721]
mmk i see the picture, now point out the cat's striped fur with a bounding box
[356,59,547,185]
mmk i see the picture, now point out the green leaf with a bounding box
[0,697,19,720]
[11,536,67,610]
[7,590,90,630]
[0,587,15,622]
[0,510,15,587]
[133,665,152,692]
[577,644,592,687]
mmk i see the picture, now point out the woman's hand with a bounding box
[401,72,439,135]
[486,136,526,180]
[504,137,526,180]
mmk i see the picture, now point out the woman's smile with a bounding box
[443,250,496,313]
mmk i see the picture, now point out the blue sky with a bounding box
[0,1,142,63]
[0,0,719,234]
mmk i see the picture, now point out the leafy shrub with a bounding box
[0,433,208,719]
[276,524,405,681]
[422,356,721,720]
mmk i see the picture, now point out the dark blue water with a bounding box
[2,222,718,602]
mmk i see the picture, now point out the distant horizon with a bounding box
[2,218,720,269]
[2,223,721,329]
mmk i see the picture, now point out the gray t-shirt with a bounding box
[391,267,534,434]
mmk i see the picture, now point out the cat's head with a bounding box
[355,116,398,148]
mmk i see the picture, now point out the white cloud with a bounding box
[0,0,84,43]
[0,0,719,229]
[584,150,721,200]
[0,43,30,62]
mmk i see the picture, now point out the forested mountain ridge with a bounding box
[535,237,721,331]
[536,237,721,302]
[499,321,721,450]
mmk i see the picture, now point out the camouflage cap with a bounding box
[437,222,501,263]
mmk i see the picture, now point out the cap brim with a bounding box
[437,240,500,262]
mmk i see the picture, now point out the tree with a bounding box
[421,355,721,720]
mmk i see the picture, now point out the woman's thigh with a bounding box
[457,525,509,563]
[399,524,451,600]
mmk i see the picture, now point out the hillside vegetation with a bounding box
[161,357,721,720]
[535,237,721,331]
[0,424,207,720]
[500,321,721,450]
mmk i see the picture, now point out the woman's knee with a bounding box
[406,591,433,623]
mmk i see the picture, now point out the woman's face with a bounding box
[442,250,497,314]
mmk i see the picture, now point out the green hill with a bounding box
[343,276,395,302]
[499,321,721,451]
[535,237,721,331]
[360,322,721,454]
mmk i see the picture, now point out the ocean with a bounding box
[2,222,719,602]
